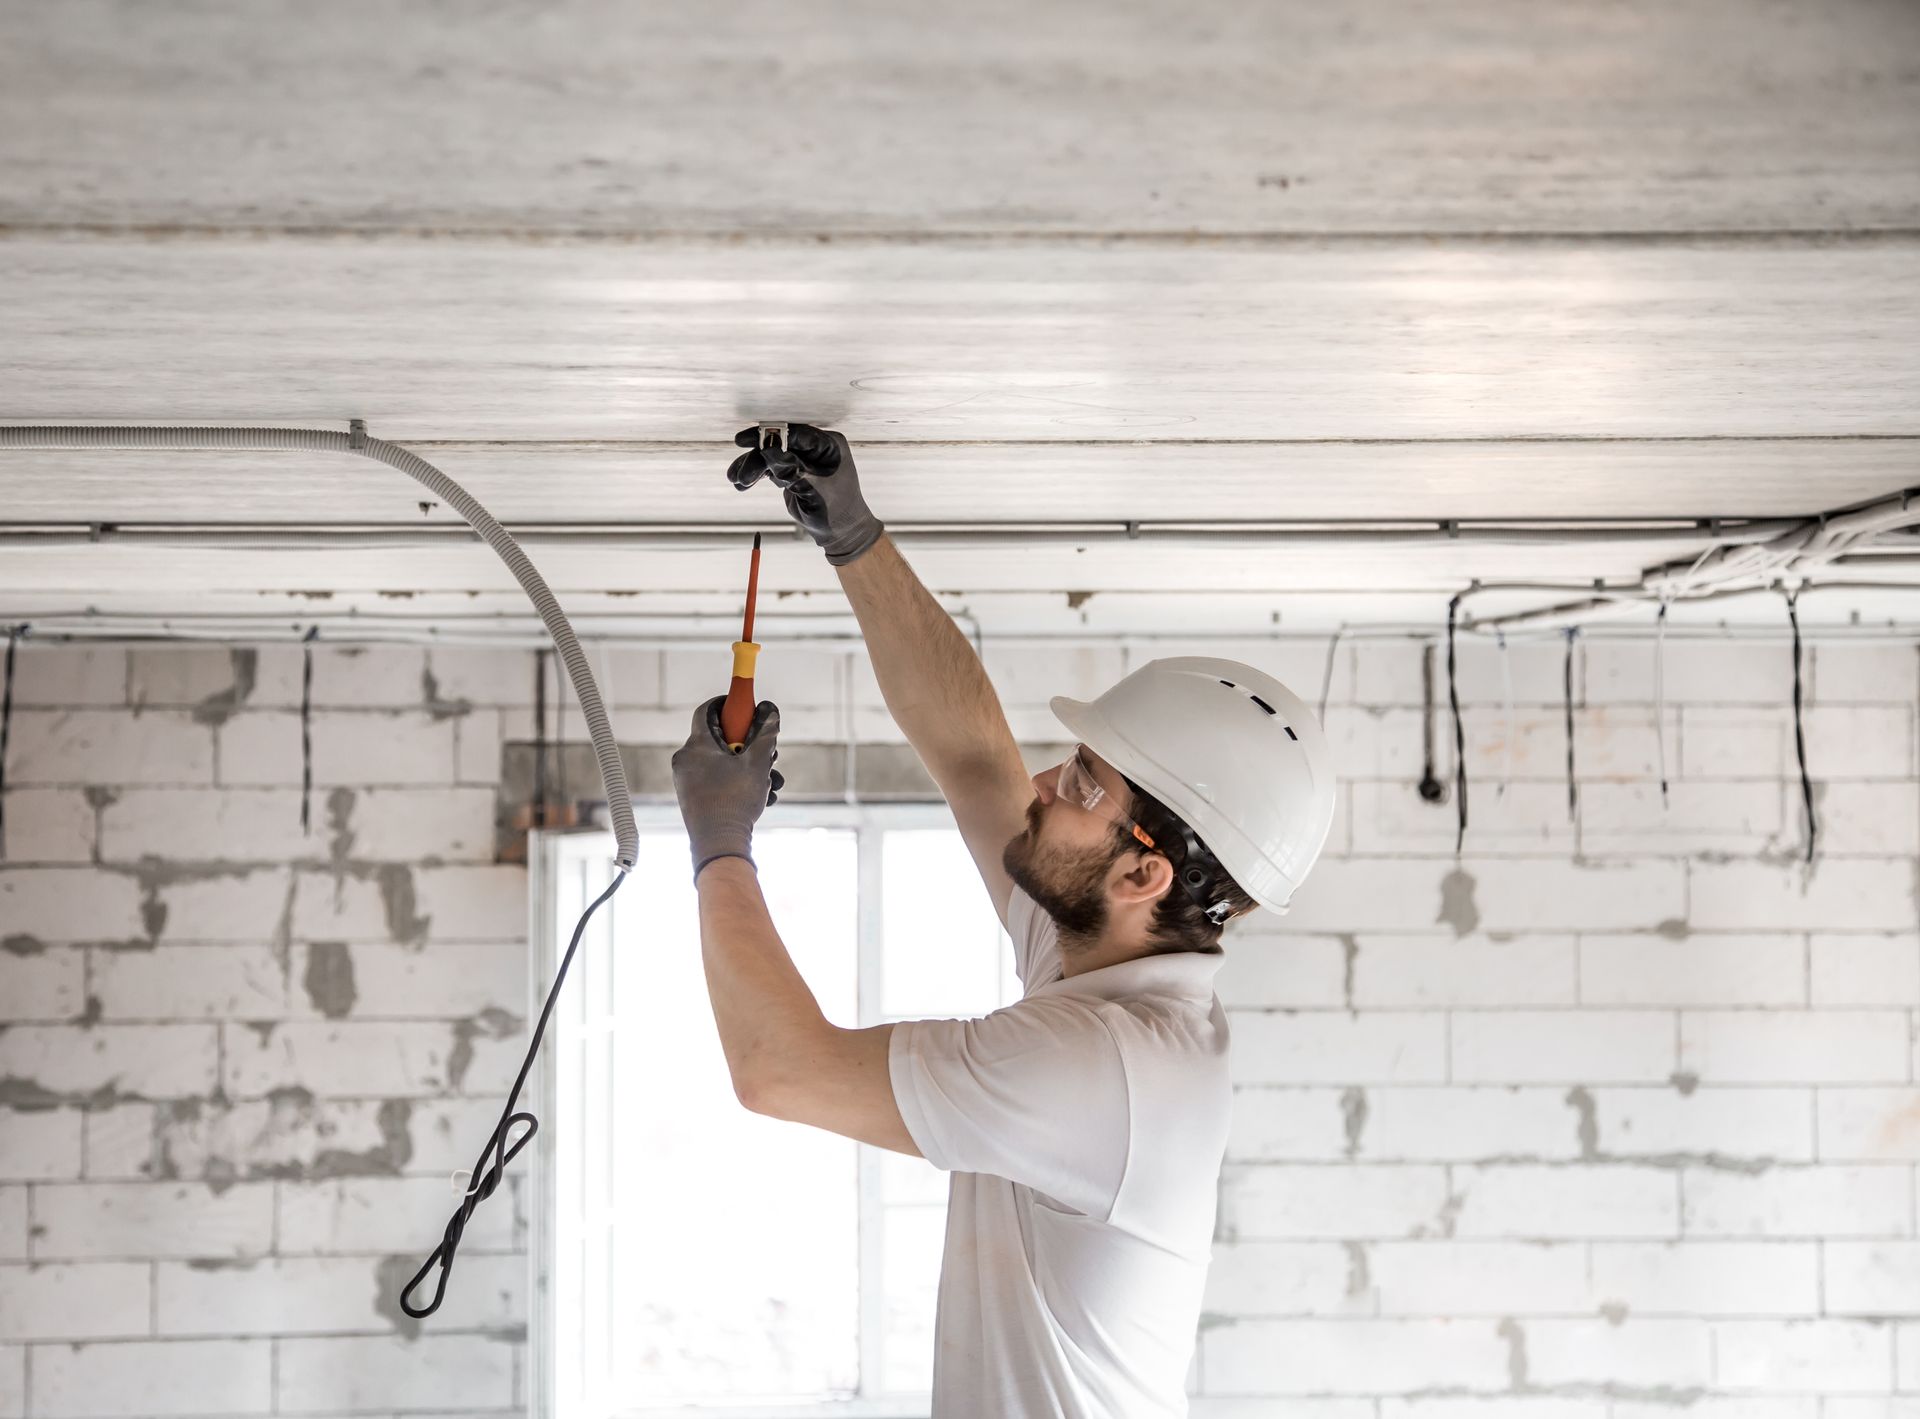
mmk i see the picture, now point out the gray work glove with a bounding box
[728,423,885,567]
[670,697,784,882]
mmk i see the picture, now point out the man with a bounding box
[671,425,1336,1417]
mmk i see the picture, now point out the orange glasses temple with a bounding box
[1069,748,1158,851]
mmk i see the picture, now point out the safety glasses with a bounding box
[1057,745,1158,851]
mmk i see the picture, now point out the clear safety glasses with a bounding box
[1058,745,1159,852]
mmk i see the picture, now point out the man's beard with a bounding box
[1001,802,1121,954]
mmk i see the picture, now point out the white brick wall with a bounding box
[0,643,533,1418]
[2,636,1917,1414]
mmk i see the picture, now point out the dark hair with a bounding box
[1104,778,1257,955]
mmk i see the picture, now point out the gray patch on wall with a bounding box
[312,1098,414,1179]
[1435,867,1480,936]
[374,864,431,946]
[303,942,357,1018]
[447,1007,521,1091]
[1340,1087,1368,1159]
[373,1255,426,1339]
[422,663,473,721]
[1564,1086,1598,1160]
[1496,1317,1528,1388]
[191,648,258,727]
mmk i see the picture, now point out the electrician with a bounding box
[671,424,1336,1418]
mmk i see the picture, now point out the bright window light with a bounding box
[536,805,1019,1419]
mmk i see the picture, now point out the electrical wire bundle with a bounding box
[1410,483,1920,865]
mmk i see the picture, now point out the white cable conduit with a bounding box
[16,614,1920,658]
[0,521,1814,551]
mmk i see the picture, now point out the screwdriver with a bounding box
[720,531,763,751]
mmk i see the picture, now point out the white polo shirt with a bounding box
[887,879,1233,1417]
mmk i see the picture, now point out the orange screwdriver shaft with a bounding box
[720,532,762,751]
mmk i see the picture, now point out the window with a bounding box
[531,805,1021,1419]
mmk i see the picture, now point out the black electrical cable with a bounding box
[1419,644,1437,794]
[1655,603,1671,809]
[0,625,19,858]
[1446,595,1467,854]
[1785,586,1817,863]
[401,865,628,1318]
[299,627,318,835]
[1563,627,1579,822]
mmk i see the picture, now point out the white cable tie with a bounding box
[451,1168,476,1198]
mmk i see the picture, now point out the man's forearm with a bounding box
[835,532,1018,771]
[694,856,828,1098]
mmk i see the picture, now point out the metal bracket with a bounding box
[758,422,789,453]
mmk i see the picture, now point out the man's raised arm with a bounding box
[728,423,1036,923]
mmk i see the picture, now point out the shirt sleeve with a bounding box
[888,993,1131,1220]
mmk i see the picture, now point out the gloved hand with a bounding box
[670,697,785,882]
[728,423,885,567]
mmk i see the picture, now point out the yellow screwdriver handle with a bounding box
[720,639,761,751]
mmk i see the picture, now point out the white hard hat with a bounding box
[1050,657,1337,919]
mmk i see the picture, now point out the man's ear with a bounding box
[1114,849,1175,905]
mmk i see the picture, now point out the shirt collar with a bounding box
[1034,946,1225,1004]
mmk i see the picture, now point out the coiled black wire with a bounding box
[400,865,628,1318]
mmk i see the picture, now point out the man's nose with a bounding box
[1033,763,1058,806]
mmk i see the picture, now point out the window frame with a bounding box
[530,801,976,1419]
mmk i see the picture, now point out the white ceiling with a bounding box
[2,0,1917,638]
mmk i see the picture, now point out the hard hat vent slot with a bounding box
[1283,725,1298,740]
[1249,694,1276,716]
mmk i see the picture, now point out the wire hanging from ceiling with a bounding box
[1447,593,1467,855]
[1562,626,1579,824]
[1653,599,1670,809]
[1784,585,1817,862]
[0,625,18,860]
[299,626,319,836]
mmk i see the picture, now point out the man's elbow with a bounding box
[725,1029,833,1129]
[733,1067,775,1117]
[732,1050,792,1119]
